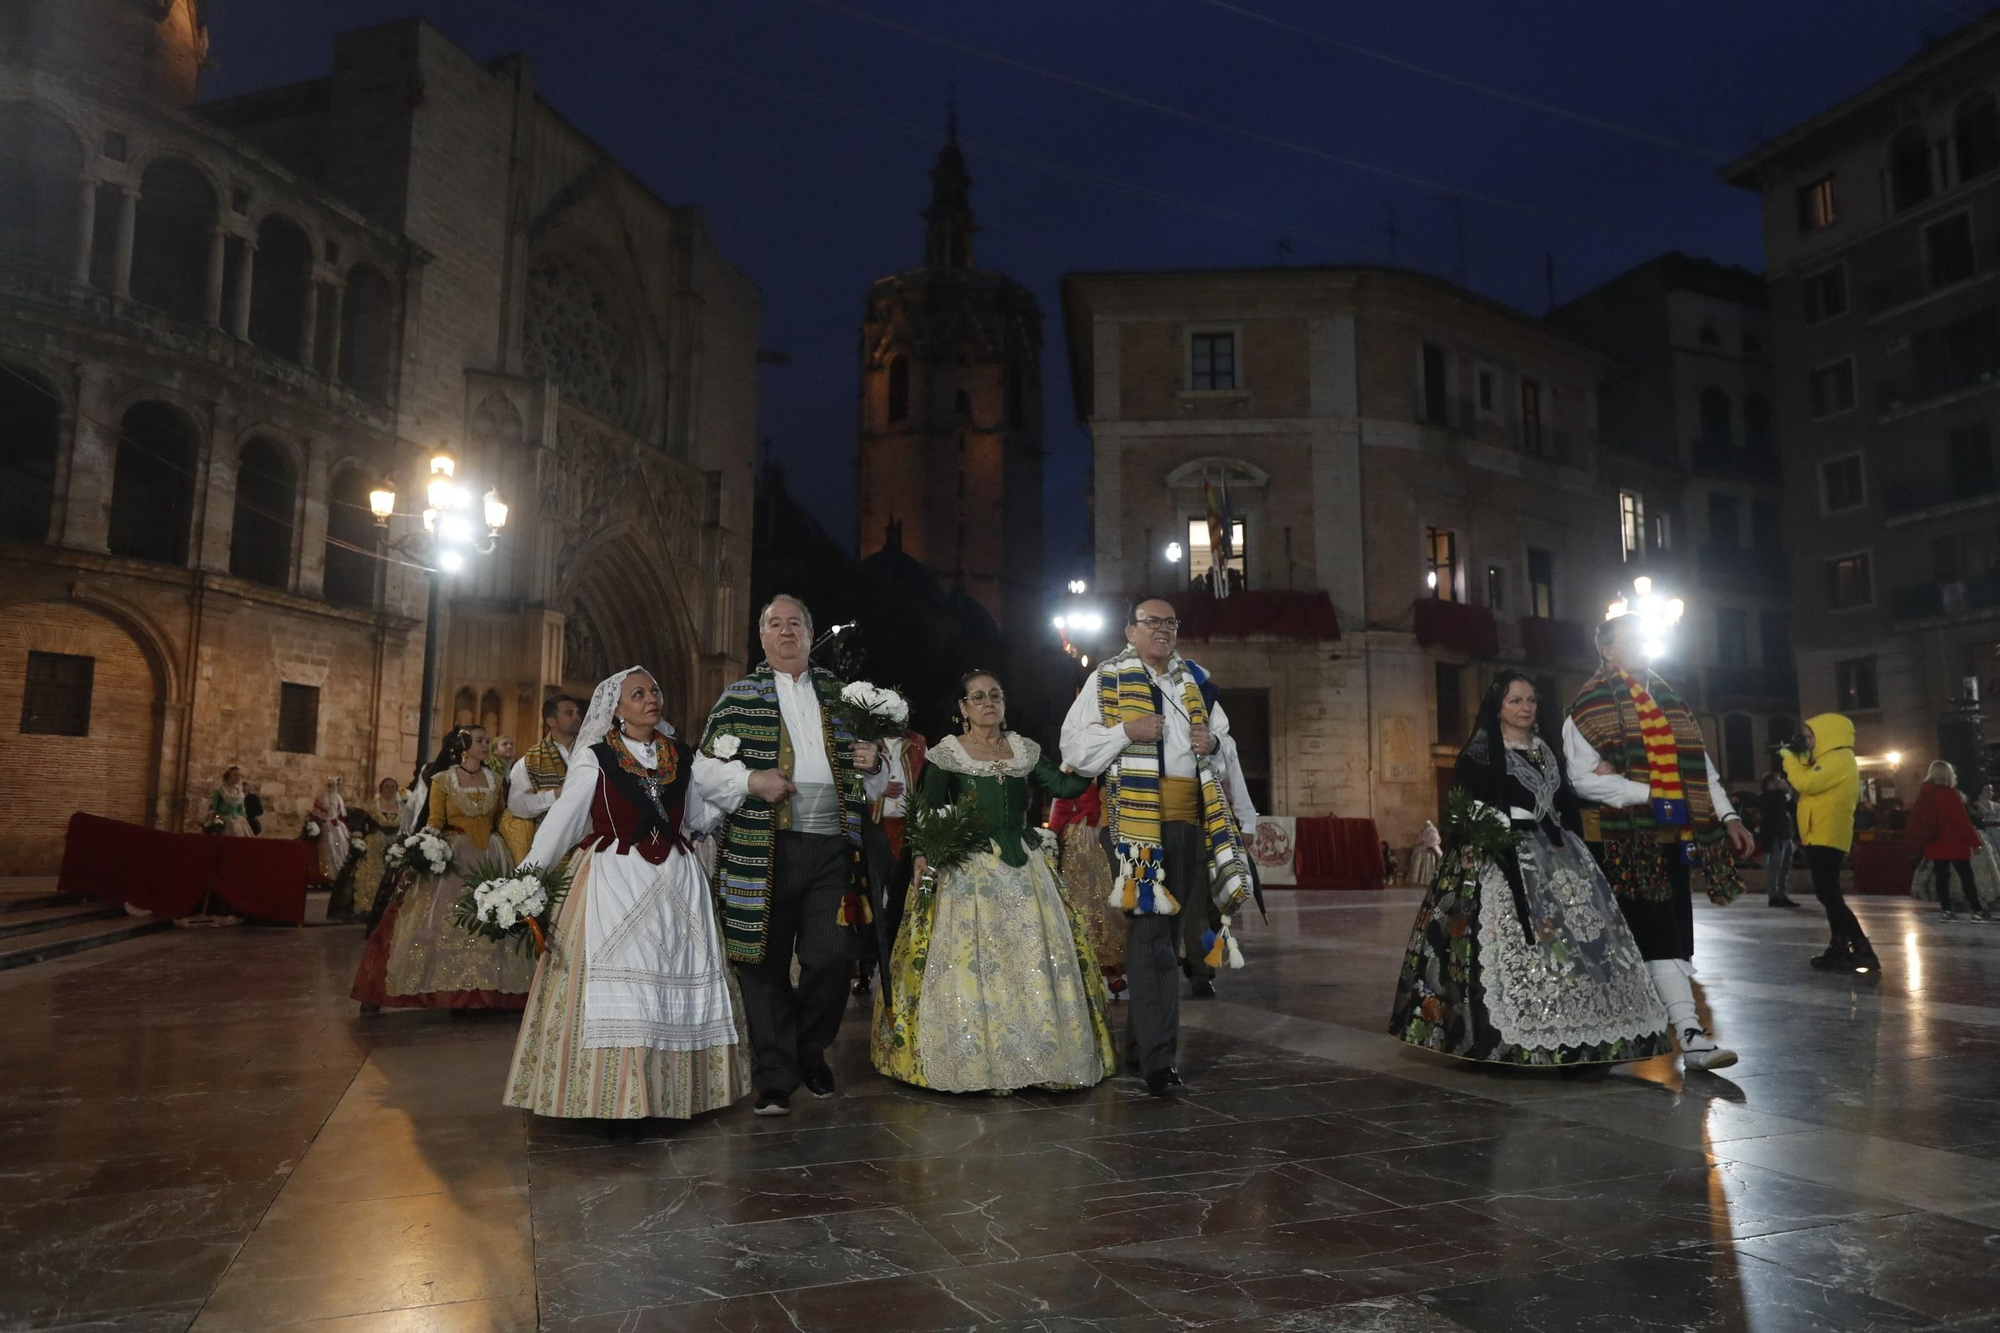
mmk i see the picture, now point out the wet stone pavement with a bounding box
[4,888,2000,1331]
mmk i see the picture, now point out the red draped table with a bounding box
[1849,837,1919,896]
[57,812,318,924]
[1290,816,1385,891]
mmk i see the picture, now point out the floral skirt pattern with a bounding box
[1910,842,2000,906]
[350,832,391,917]
[505,849,753,1119]
[872,846,1116,1092]
[1389,829,1672,1066]
[1056,823,1128,970]
[352,834,534,1010]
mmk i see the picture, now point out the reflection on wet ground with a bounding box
[3,888,1996,1330]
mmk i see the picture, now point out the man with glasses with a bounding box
[1061,597,1254,1095]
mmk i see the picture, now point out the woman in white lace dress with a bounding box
[1390,671,1671,1066]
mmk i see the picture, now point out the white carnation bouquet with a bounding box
[831,680,911,744]
[384,829,452,877]
[453,860,572,957]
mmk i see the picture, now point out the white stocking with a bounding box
[1646,958,1702,1034]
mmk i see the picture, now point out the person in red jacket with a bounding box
[1907,761,1990,921]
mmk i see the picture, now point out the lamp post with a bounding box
[1052,578,1107,666]
[370,449,509,766]
[1605,574,1685,661]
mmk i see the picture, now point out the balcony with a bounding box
[1705,665,1798,704]
[1413,388,1478,435]
[1863,231,2000,318]
[1696,544,1788,593]
[1882,474,2000,519]
[1414,597,1499,658]
[1892,571,2000,623]
[1690,438,1782,483]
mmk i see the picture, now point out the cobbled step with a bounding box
[0,902,123,940]
[0,916,171,970]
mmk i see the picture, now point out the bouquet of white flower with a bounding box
[831,680,911,745]
[384,829,452,877]
[453,861,572,957]
[302,820,322,839]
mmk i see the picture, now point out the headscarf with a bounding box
[574,666,676,756]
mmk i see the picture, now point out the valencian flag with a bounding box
[1203,470,1235,599]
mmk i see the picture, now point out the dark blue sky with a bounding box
[206,0,1955,583]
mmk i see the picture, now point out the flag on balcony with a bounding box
[1204,470,1234,600]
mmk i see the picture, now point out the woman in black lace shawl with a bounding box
[1389,671,1672,1066]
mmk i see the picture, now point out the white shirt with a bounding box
[880,737,911,819]
[1060,660,1233,781]
[505,739,573,821]
[692,668,891,809]
[1561,717,1740,823]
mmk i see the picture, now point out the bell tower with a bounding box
[856,111,1044,644]
[3,0,210,106]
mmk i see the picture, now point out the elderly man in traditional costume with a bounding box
[694,595,890,1117]
[1564,613,1756,1072]
[1061,597,1252,1096]
[500,694,582,865]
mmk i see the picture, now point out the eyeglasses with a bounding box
[1133,615,1181,631]
[965,690,1006,703]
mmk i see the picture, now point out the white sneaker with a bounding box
[1679,1027,1739,1072]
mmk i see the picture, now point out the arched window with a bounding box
[108,402,197,565]
[228,438,295,588]
[521,257,635,426]
[248,215,312,362]
[0,103,83,276]
[324,466,378,608]
[1743,393,1772,452]
[1890,125,1934,212]
[1957,91,2000,182]
[480,689,503,739]
[338,264,395,402]
[452,687,477,727]
[1699,387,1733,447]
[0,363,61,544]
[887,354,910,423]
[130,159,215,322]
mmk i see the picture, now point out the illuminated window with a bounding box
[1187,517,1247,591]
[1619,490,1645,562]
[1425,526,1459,601]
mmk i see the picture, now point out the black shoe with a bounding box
[852,979,872,997]
[1145,1068,1186,1097]
[1768,897,1801,908]
[1190,978,1216,1000]
[753,1090,790,1117]
[802,1064,837,1099]
[1849,945,1882,976]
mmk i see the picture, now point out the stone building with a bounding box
[855,116,1044,645]
[1551,253,1799,787]
[0,1,758,871]
[1725,15,2000,786]
[1060,266,1621,846]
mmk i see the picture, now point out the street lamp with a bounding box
[370,447,509,764]
[1607,574,1684,660]
[1165,541,1183,565]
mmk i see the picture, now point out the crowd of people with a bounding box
[193,591,1993,1125]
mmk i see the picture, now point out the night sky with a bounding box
[205,0,1960,586]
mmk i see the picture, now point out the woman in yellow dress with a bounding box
[872,671,1115,1093]
[347,777,406,920]
[351,725,535,1011]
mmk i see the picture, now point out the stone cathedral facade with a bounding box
[0,1,758,870]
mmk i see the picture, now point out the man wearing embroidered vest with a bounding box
[1564,613,1756,1072]
[500,694,582,865]
[1061,597,1253,1096]
[694,595,890,1117]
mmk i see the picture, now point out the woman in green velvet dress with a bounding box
[872,671,1117,1093]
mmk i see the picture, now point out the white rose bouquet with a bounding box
[453,860,572,957]
[831,680,911,745]
[302,819,322,839]
[384,829,452,877]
